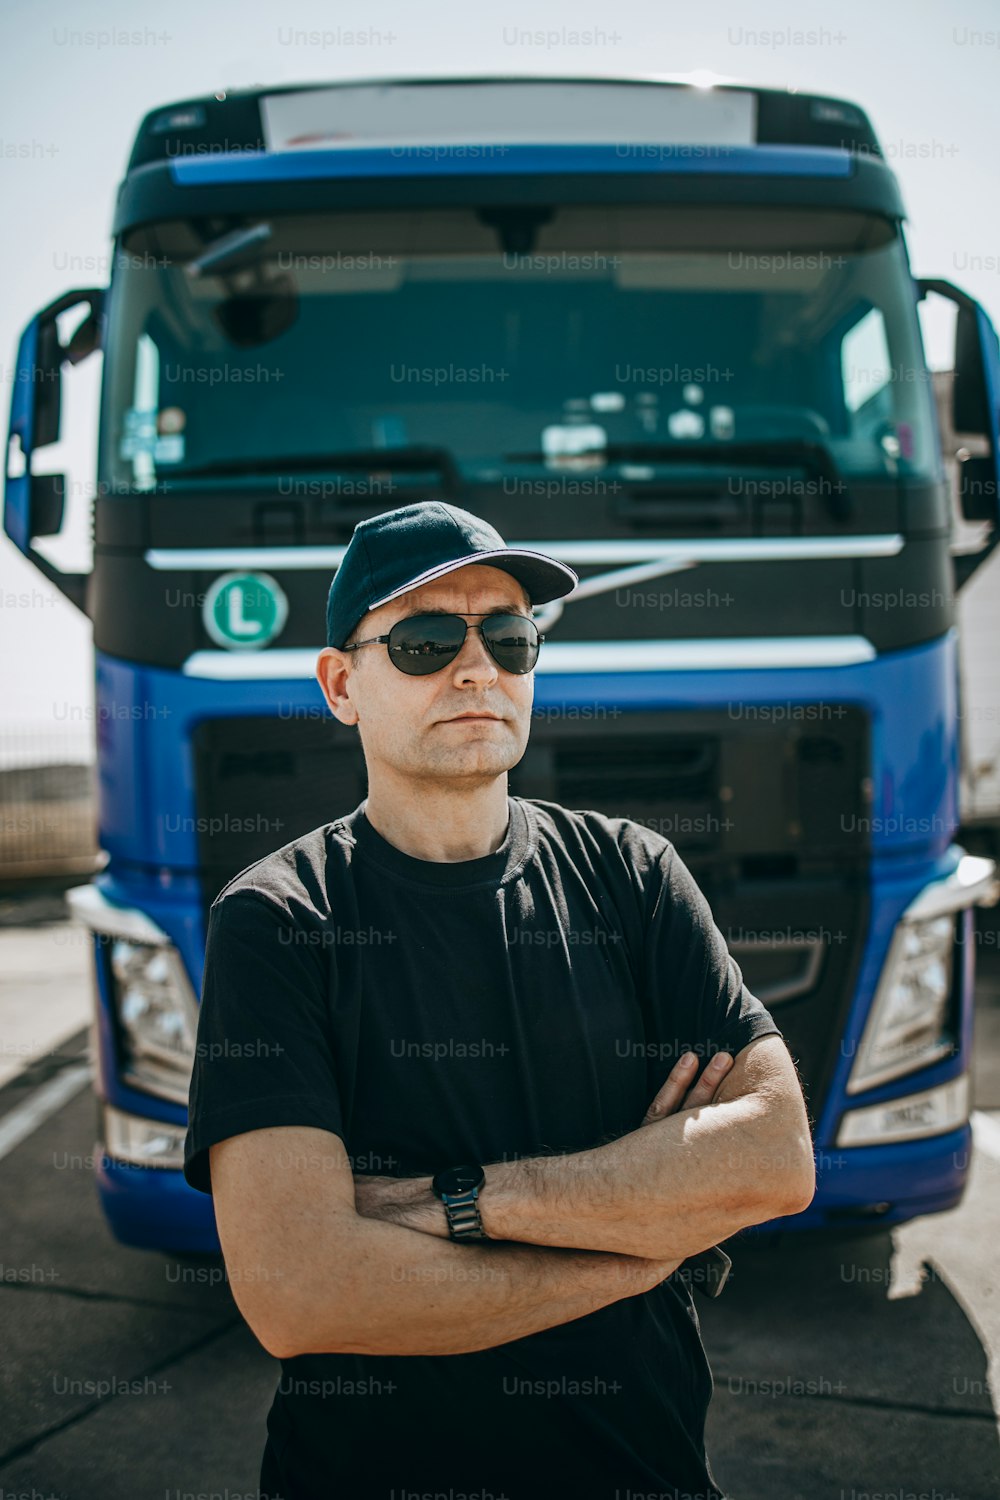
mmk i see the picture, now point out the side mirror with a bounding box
[29,472,67,537]
[917,278,1000,587]
[4,287,104,611]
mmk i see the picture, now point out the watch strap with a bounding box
[440,1185,487,1241]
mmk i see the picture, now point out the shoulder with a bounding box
[209,817,357,926]
[518,796,676,893]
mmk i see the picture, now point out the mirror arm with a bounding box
[916,277,981,313]
[25,539,89,613]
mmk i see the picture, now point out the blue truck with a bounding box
[6,76,1000,1252]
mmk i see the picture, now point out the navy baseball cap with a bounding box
[325,501,579,649]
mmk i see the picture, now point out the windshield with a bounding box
[100,203,939,498]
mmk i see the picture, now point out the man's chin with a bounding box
[417,739,524,782]
[443,748,520,779]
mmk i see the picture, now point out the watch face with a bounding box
[434,1164,485,1198]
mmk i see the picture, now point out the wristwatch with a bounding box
[431,1164,488,1242]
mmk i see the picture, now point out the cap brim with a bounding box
[368,547,579,611]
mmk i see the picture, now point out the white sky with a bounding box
[2,0,999,737]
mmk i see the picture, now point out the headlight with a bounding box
[108,939,197,1104]
[846,913,956,1095]
[65,884,199,1108]
[108,938,197,1101]
[845,851,999,1097]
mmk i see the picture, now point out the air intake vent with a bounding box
[552,738,715,806]
[192,716,367,906]
[509,705,870,864]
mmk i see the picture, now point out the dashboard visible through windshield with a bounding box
[101,202,939,508]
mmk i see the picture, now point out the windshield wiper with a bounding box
[504,440,852,522]
[175,445,461,495]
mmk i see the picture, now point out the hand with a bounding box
[639,1049,734,1127]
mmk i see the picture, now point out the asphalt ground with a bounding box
[1,892,998,1499]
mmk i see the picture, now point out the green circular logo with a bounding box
[203,571,289,651]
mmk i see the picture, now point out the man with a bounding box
[184,500,815,1500]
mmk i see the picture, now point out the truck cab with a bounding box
[6,76,999,1250]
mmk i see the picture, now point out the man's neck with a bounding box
[362,778,511,863]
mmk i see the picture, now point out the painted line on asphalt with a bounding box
[971,1109,1000,1161]
[0,1064,92,1163]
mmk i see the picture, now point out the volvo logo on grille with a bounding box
[202,571,288,650]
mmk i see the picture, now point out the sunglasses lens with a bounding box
[482,615,540,675]
[385,614,540,676]
[387,615,467,675]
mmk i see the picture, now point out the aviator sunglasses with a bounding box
[341,611,543,676]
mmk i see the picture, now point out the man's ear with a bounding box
[316,647,360,726]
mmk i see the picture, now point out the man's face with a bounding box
[315,563,535,790]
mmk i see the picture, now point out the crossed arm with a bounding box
[353,1034,815,1262]
[209,1034,814,1359]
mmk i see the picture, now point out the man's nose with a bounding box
[450,624,499,685]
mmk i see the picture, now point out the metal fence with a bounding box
[0,723,101,881]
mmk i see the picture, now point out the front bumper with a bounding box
[96,1100,974,1255]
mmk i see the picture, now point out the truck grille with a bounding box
[509,705,871,1125]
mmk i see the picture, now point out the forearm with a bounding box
[347,1041,813,1269]
[285,1211,677,1359]
[482,1096,812,1261]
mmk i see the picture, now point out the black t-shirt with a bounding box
[184,795,783,1500]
